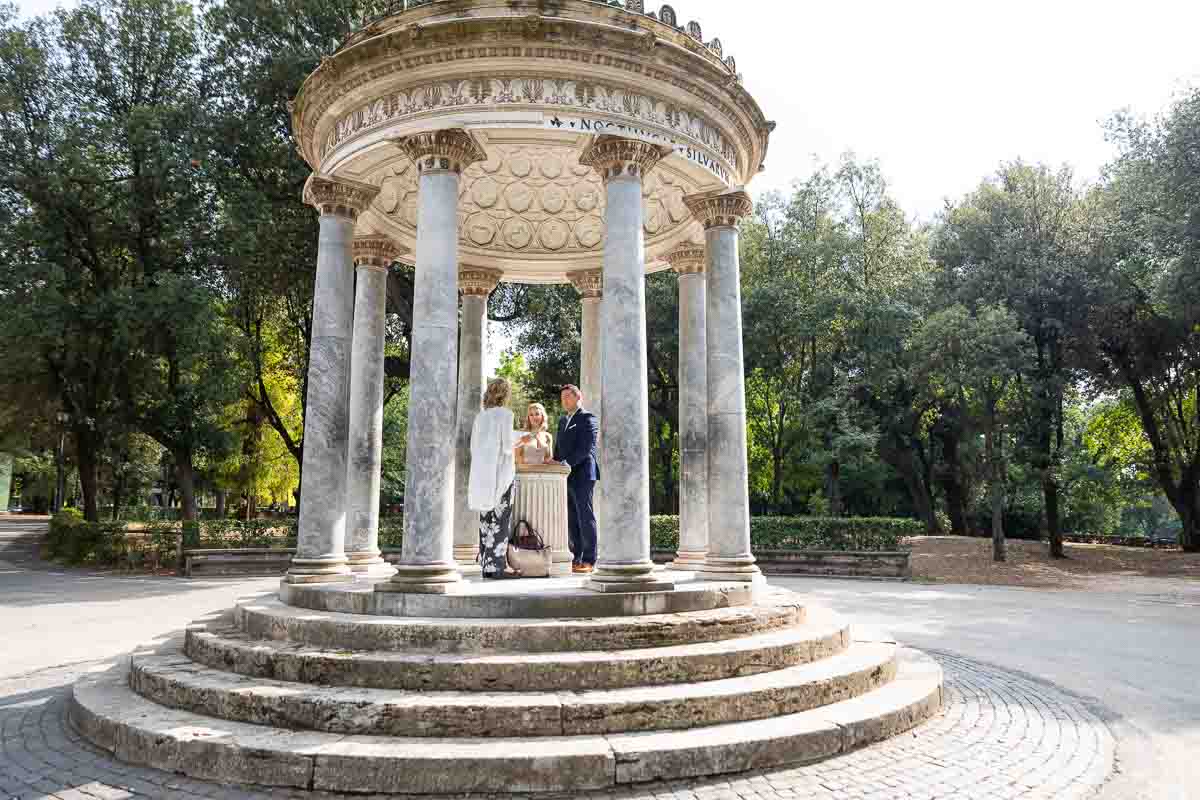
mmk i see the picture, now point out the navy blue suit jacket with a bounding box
[554,409,600,484]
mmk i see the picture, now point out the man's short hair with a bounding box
[560,384,582,397]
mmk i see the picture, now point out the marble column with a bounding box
[345,234,404,578]
[379,130,485,594]
[684,189,763,583]
[664,241,709,571]
[287,175,379,585]
[579,135,674,593]
[568,269,603,418]
[452,267,502,568]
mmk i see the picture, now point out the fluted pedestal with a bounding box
[512,464,573,576]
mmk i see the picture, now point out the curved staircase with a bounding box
[69,577,942,794]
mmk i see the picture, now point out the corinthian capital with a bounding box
[304,174,380,219]
[459,267,503,297]
[664,241,706,275]
[568,269,603,299]
[394,129,486,174]
[352,234,405,271]
[684,189,754,230]
[579,135,673,182]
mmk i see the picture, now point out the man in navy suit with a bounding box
[553,384,599,573]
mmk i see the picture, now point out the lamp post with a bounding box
[54,412,68,513]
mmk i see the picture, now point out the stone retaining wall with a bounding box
[652,549,911,580]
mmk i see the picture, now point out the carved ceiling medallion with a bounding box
[373,143,696,257]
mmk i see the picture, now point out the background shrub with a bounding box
[649,516,918,552]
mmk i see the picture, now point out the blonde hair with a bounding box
[482,377,511,409]
[524,402,549,434]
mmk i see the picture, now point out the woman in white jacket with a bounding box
[468,377,520,579]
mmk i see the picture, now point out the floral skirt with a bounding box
[478,481,514,576]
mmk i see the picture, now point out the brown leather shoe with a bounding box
[571,563,585,574]
[577,564,595,574]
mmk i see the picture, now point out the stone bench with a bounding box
[652,549,911,580]
[183,548,295,578]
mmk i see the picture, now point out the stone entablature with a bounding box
[321,75,736,175]
[290,2,772,187]
[352,234,405,269]
[458,267,503,296]
[304,175,380,219]
[684,188,753,229]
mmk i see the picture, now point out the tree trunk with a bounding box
[215,489,226,519]
[879,441,941,534]
[986,418,1006,562]
[825,459,842,516]
[1171,487,1199,552]
[75,431,100,522]
[174,451,197,522]
[936,426,969,535]
[112,469,124,522]
[1043,470,1064,558]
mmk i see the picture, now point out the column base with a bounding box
[283,557,354,585]
[453,544,478,563]
[375,561,463,594]
[667,550,707,571]
[586,560,675,594]
[701,555,765,584]
[346,553,398,579]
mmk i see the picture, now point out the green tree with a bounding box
[1072,90,1200,550]
[934,162,1090,556]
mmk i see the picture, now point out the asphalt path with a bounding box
[1,515,1196,799]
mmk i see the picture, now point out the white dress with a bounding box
[468,407,516,513]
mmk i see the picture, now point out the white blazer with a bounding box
[468,406,516,512]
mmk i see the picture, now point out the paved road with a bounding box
[1,516,1196,799]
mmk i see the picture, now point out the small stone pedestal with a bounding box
[512,463,573,575]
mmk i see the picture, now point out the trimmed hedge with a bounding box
[650,516,919,552]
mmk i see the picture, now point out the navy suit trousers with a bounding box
[567,478,597,566]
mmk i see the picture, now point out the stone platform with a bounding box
[69,576,943,794]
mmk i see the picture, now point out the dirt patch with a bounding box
[908,535,1200,588]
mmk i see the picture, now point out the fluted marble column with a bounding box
[685,189,763,583]
[665,242,709,571]
[579,135,674,593]
[379,130,485,594]
[453,267,502,568]
[345,234,404,578]
[568,269,603,420]
[287,175,379,585]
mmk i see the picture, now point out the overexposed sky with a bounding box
[17,0,1198,218]
[684,0,1200,218]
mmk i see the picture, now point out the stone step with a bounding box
[130,635,897,737]
[279,576,756,619]
[71,649,942,794]
[185,606,851,691]
[234,591,805,653]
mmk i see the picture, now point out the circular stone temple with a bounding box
[69,1,943,793]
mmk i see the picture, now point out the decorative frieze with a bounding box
[352,234,405,271]
[568,268,603,299]
[323,76,736,169]
[664,241,706,274]
[458,266,503,297]
[304,174,380,219]
[684,189,753,230]
[394,129,486,174]
[579,135,672,182]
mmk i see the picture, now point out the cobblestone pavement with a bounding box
[0,652,1113,800]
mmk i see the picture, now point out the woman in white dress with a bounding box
[515,402,554,465]
[468,377,520,579]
